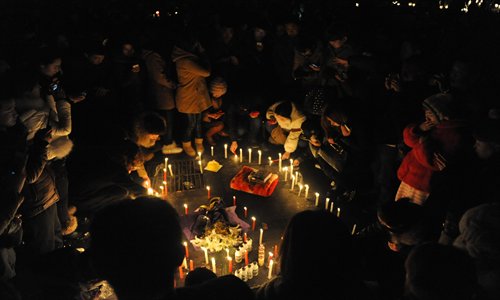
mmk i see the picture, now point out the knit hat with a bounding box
[422,93,454,122]
[209,77,228,96]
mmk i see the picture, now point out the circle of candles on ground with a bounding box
[283,167,288,181]
[259,228,264,245]
[168,164,174,176]
[290,175,295,191]
[251,217,256,231]
[248,148,252,163]
[211,257,216,274]
[228,257,233,274]
[202,247,209,265]
[189,259,194,271]
[206,186,211,199]
[258,244,265,266]
[268,259,274,279]
[244,207,248,218]
[239,148,243,162]
[179,266,184,279]
[258,150,262,164]
[298,184,303,197]
[351,224,357,235]
[244,250,249,266]
[325,197,330,210]
[278,153,282,171]
[330,202,334,213]
[184,203,188,215]
[304,184,309,199]
[199,160,203,174]
[183,241,189,258]
[211,146,214,157]
[315,192,320,206]
[337,207,341,218]
[224,144,228,158]
[233,196,236,206]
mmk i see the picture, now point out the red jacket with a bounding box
[397,120,469,192]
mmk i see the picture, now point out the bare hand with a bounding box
[327,138,335,145]
[419,120,435,132]
[282,151,291,160]
[309,64,321,72]
[333,57,348,68]
[309,135,321,147]
[249,111,260,118]
[267,118,277,125]
[230,141,238,154]
[433,153,447,171]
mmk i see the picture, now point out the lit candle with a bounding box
[211,257,216,274]
[239,149,243,163]
[189,259,194,271]
[147,188,154,195]
[168,164,174,176]
[295,171,299,184]
[337,207,341,218]
[243,232,248,243]
[244,250,249,266]
[258,150,262,165]
[274,245,278,258]
[298,184,303,197]
[224,144,228,158]
[160,185,164,195]
[184,203,188,215]
[315,192,320,206]
[243,207,248,218]
[179,266,184,279]
[163,180,167,197]
[183,241,189,258]
[283,167,288,181]
[199,160,203,174]
[233,196,236,206]
[228,256,233,274]
[248,148,252,163]
[351,224,357,235]
[163,168,167,182]
[198,151,202,161]
[206,186,211,199]
[234,154,238,163]
[182,257,188,269]
[251,217,256,231]
[268,156,272,166]
[278,153,282,171]
[211,146,214,157]
[259,228,264,245]
[268,252,274,267]
[330,202,334,213]
[165,157,168,170]
[202,247,209,265]
[325,198,330,210]
[268,259,274,279]
[304,184,309,199]
[290,159,293,175]
[290,175,295,191]
[225,248,229,258]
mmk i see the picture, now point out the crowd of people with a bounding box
[1,0,500,299]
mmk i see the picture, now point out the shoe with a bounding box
[62,216,78,236]
[182,142,197,157]
[194,138,204,154]
[162,142,183,154]
[68,205,77,216]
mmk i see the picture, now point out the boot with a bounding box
[194,138,205,154]
[182,141,197,157]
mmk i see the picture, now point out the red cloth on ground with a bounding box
[230,166,279,197]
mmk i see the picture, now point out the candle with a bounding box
[248,148,252,163]
[199,160,203,174]
[234,154,238,163]
[278,153,282,171]
[258,150,262,165]
[274,245,278,258]
[268,252,274,267]
[168,164,174,176]
[351,224,357,235]
[165,157,168,170]
[259,228,264,245]
[233,196,236,206]
[268,259,274,279]
[163,168,167,182]
[211,146,214,157]
[239,149,243,163]
[330,202,334,213]
[224,144,228,158]
[179,266,184,279]
[182,257,188,269]
[228,256,233,274]
[337,207,341,218]
[295,171,299,184]
[243,232,248,243]
[315,192,320,206]
[283,167,288,181]
[184,204,188,215]
[244,250,249,266]
[202,247,209,265]
[160,185,164,196]
[290,159,293,175]
[163,181,167,197]
[268,156,272,166]
[183,241,189,258]
[147,188,154,195]
[225,248,230,258]
[189,259,194,271]
[304,184,309,199]
[244,207,248,218]
[298,184,303,197]
[290,175,295,191]
[198,152,202,161]
[206,186,211,199]
[325,198,330,210]
[251,217,256,231]
[211,257,216,274]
